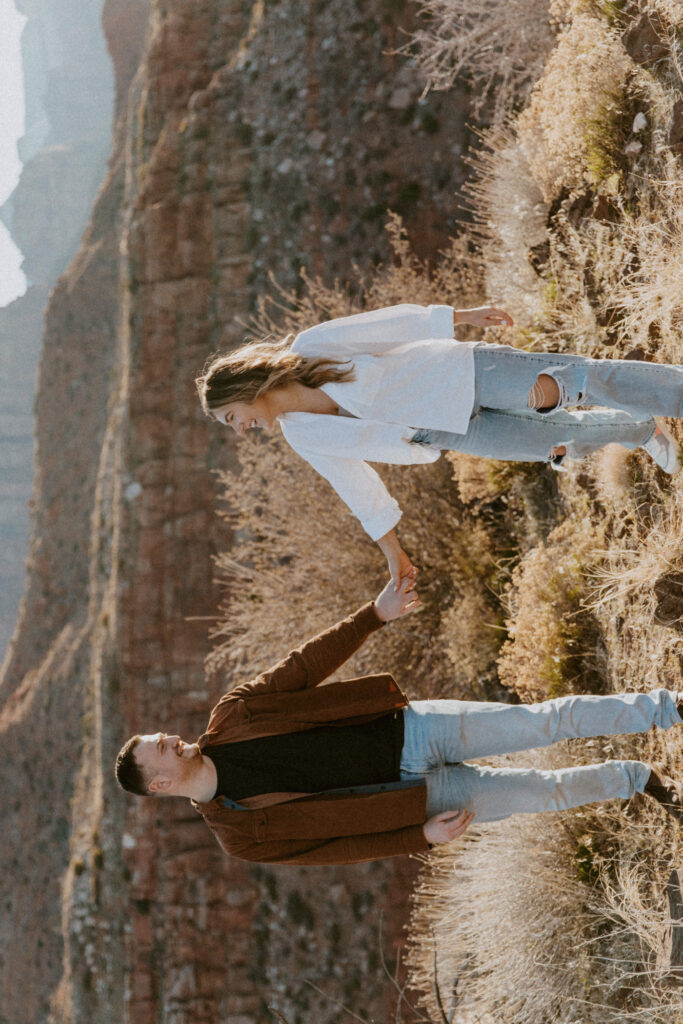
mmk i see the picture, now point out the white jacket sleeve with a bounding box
[292,304,454,359]
[297,447,402,541]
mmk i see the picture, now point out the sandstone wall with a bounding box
[0,0,471,1021]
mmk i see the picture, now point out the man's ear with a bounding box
[148,776,173,794]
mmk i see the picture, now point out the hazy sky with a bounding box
[0,0,27,308]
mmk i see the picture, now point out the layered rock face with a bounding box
[0,1,470,1021]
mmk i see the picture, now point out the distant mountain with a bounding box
[0,0,114,660]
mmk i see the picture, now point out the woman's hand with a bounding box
[455,306,514,329]
[423,809,475,845]
[376,530,418,591]
[374,577,422,622]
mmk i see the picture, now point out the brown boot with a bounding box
[644,768,683,824]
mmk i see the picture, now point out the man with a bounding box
[115,580,683,865]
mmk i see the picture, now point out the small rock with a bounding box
[388,87,413,111]
[306,129,326,151]
[632,112,647,132]
[276,157,294,174]
[625,140,643,155]
[124,482,142,502]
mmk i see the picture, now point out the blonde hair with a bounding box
[196,337,355,416]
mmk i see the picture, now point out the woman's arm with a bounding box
[454,306,514,329]
[377,529,418,590]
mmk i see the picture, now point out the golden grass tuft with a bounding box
[498,516,606,701]
[589,498,683,623]
[518,13,634,200]
[592,444,637,508]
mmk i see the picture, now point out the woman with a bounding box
[196,303,683,586]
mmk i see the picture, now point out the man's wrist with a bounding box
[371,599,389,625]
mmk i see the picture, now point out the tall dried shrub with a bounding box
[405,0,558,123]
[464,131,550,325]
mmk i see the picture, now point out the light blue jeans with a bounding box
[399,690,681,822]
[413,345,683,464]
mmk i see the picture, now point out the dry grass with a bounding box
[612,183,683,364]
[590,501,683,617]
[211,430,470,697]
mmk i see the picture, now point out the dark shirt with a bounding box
[205,711,404,801]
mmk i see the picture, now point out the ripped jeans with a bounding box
[413,345,683,465]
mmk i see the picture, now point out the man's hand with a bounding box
[374,577,421,622]
[454,306,513,329]
[423,809,474,845]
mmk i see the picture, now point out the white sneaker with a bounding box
[641,418,682,474]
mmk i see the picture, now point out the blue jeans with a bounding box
[399,690,681,822]
[413,345,683,464]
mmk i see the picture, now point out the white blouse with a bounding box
[279,303,478,541]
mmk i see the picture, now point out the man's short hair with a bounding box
[115,735,149,796]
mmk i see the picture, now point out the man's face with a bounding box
[135,733,203,795]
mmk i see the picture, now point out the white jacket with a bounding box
[279,303,478,540]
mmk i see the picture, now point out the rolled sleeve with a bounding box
[428,304,456,339]
[362,500,402,541]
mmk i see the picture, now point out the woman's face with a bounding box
[213,395,276,434]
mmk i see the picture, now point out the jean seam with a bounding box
[477,349,681,375]
[477,408,653,432]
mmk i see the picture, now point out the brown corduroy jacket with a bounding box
[194,602,429,865]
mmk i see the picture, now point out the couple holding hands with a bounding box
[116,302,683,864]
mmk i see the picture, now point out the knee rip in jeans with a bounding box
[527,369,585,412]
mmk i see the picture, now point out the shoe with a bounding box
[641,419,682,475]
[644,767,683,824]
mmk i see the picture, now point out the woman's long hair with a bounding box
[196,337,355,416]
